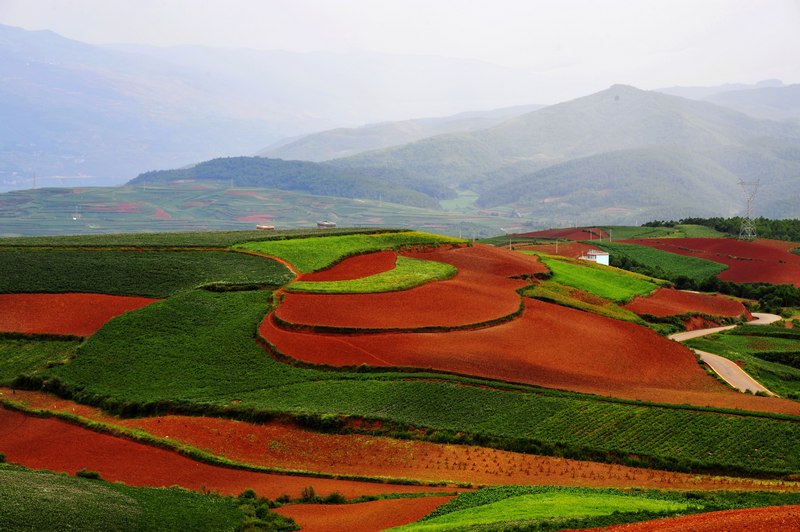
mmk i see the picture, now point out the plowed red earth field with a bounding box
[513,242,597,259]
[624,238,800,286]
[590,505,800,531]
[0,407,455,499]
[275,245,545,329]
[263,298,800,415]
[299,251,398,281]
[6,389,793,492]
[274,497,454,532]
[0,293,158,336]
[624,288,749,319]
[513,227,610,240]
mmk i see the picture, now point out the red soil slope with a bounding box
[299,251,398,282]
[275,245,545,329]
[593,505,800,531]
[0,407,454,499]
[262,298,800,415]
[514,227,610,241]
[513,242,597,259]
[8,389,792,492]
[274,497,454,532]
[625,238,800,286]
[0,293,157,336]
[624,288,750,319]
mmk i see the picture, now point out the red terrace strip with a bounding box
[153,208,171,219]
[513,227,610,241]
[262,297,800,415]
[275,245,545,330]
[299,251,398,282]
[0,408,455,499]
[513,242,598,259]
[624,238,800,287]
[236,214,274,223]
[87,202,142,213]
[591,505,800,532]
[0,293,158,337]
[274,497,455,532]
[7,388,792,493]
[624,288,750,319]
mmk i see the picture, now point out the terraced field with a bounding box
[3,228,800,530]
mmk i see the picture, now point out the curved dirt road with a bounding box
[669,313,781,396]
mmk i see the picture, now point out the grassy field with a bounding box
[24,288,800,477]
[0,249,294,297]
[595,242,728,283]
[393,486,696,531]
[235,231,464,273]
[0,463,255,531]
[393,485,800,532]
[535,255,661,303]
[0,336,80,385]
[686,326,800,400]
[602,224,726,240]
[288,256,456,293]
[521,281,646,325]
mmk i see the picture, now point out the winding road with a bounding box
[669,313,782,396]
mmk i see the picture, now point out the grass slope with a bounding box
[596,242,728,283]
[536,255,661,303]
[0,336,80,385]
[0,249,294,297]
[288,257,456,293]
[235,232,463,273]
[603,224,727,240]
[521,281,646,324]
[0,463,247,531]
[31,289,800,477]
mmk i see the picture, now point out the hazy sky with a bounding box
[1,0,799,96]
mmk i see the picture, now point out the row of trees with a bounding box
[644,217,800,242]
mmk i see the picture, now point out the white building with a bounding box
[579,249,610,266]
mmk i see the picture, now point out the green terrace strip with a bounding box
[0,463,255,532]
[287,256,456,293]
[0,335,80,385]
[533,254,662,303]
[521,280,646,325]
[391,486,698,532]
[602,224,726,240]
[0,249,294,297]
[234,231,465,273]
[391,485,800,532]
[596,241,728,283]
[685,325,800,400]
[13,289,800,478]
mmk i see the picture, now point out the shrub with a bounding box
[75,469,102,480]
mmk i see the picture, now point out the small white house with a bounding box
[579,249,610,266]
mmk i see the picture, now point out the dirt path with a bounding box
[669,313,782,396]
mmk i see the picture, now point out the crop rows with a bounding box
[596,242,728,283]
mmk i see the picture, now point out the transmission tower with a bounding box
[738,179,760,240]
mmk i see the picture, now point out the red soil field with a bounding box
[182,200,212,207]
[0,293,158,336]
[624,238,800,286]
[153,208,171,219]
[624,288,750,319]
[513,242,597,259]
[236,214,274,222]
[7,388,794,493]
[513,227,610,241]
[88,202,142,213]
[274,497,454,532]
[225,190,272,201]
[299,251,398,282]
[263,297,800,415]
[592,505,800,531]
[275,245,545,329]
[0,407,455,499]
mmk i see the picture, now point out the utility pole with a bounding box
[738,179,761,240]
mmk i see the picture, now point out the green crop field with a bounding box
[534,255,661,303]
[20,288,800,477]
[393,485,800,532]
[0,463,256,531]
[596,242,728,283]
[288,256,456,293]
[686,326,800,400]
[603,224,726,240]
[235,231,464,272]
[0,249,294,297]
[0,336,80,385]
